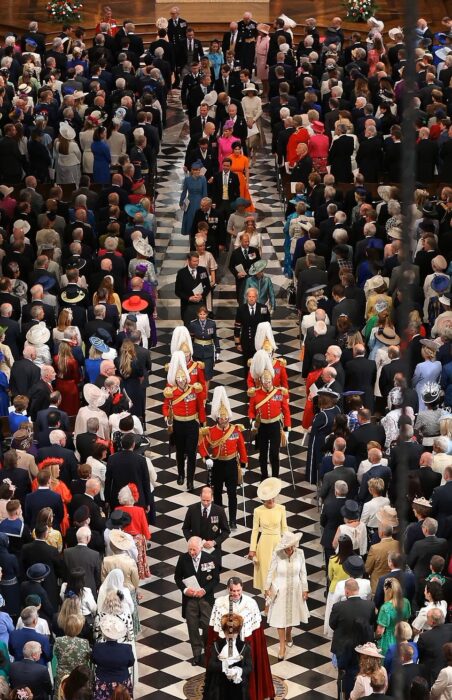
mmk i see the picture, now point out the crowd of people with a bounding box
[0,3,449,700]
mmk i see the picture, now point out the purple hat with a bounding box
[223,119,235,130]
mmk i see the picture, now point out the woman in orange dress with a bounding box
[115,483,151,580]
[53,340,81,416]
[230,141,255,212]
[32,458,72,536]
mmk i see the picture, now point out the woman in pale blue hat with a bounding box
[242,259,275,313]
[179,160,207,235]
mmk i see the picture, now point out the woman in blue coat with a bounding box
[306,388,341,485]
[180,160,207,235]
[91,126,111,185]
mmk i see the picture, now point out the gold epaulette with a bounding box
[164,362,169,371]
[247,358,252,367]
[247,387,256,397]
[280,387,289,395]
[197,361,205,369]
[199,426,210,437]
[236,424,245,431]
[163,386,173,399]
[193,382,203,393]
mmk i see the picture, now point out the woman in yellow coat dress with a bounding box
[248,478,287,593]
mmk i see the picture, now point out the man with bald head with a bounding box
[358,447,391,504]
[94,360,117,389]
[69,477,106,537]
[22,284,56,328]
[320,436,357,477]
[409,451,441,501]
[320,450,358,500]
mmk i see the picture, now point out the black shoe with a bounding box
[197,653,205,667]
[177,476,184,486]
[229,521,237,530]
[187,481,194,491]
[191,656,201,666]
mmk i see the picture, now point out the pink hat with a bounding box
[312,120,325,133]
[223,119,235,130]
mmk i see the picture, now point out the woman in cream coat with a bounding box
[265,531,309,660]
[248,478,287,594]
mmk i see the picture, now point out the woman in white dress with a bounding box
[264,531,309,661]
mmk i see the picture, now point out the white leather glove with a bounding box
[205,458,214,469]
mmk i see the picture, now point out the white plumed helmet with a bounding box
[170,326,193,356]
[210,386,233,422]
[167,351,190,386]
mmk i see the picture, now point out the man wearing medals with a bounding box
[207,576,274,700]
[162,351,206,490]
[198,387,248,530]
[169,326,207,402]
[247,322,289,390]
[248,352,291,479]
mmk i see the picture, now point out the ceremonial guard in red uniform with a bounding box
[248,353,291,479]
[169,326,207,402]
[199,387,248,529]
[163,351,206,491]
[247,322,288,389]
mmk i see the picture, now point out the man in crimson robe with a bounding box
[206,576,274,700]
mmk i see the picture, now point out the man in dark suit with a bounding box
[105,434,151,510]
[9,605,53,664]
[409,452,442,500]
[407,517,448,593]
[182,486,230,568]
[346,409,386,465]
[189,103,216,138]
[22,524,66,608]
[186,74,215,121]
[9,347,40,397]
[296,256,328,307]
[302,322,332,379]
[0,304,22,358]
[344,345,377,412]
[331,284,362,328]
[35,396,70,443]
[234,288,271,369]
[24,470,64,532]
[229,231,261,302]
[388,642,425,698]
[75,418,101,463]
[211,158,240,214]
[69,478,106,536]
[320,452,358,501]
[378,347,408,398]
[64,525,101,596]
[356,126,383,182]
[374,551,416,609]
[167,7,188,80]
[330,578,376,697]
[28,365,55,422]
[358,447,392,503]
[384,126,402,181]
[37,430,79,486]
[417,609,452,685]
[221,21,239,57]
[185,137,218,183]
[430,467,452,537]
[97,175,129,209]
[10,640,53,700]
[320,481,348,562]
[329,125,355,182]
[175,252,212,325]
[174,536,219,666]
[178,28,204,70]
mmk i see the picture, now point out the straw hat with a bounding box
[61,286,86,304]
[257,23,270,35]
[432,255,448,271]
[368,17,385,32]
[355,642,384,658]
[99,614,127,641]
[387,227,402,240]
[110,528,133,551]
[376,505,399,527]
[133,238,153,258]
[59,121,76,141]
[275,531,302,551]
[257,477,281,501]
[26,322,50,346]
[375,327,400,346]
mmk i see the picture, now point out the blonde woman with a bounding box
[248,478,288,595]
[301,297,318,340]
[115,340,145,421]
[194,236,217,312]
[376,577,411,654]
[53,309,82,348]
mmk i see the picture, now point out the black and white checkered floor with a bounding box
[136,93,336,700]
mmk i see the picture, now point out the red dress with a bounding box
[302,368,323,429]
[53,356,81,416]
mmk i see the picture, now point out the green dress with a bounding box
[377,599,411,654]
[53,636,91,695]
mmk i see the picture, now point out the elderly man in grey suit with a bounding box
[63,525,101,597]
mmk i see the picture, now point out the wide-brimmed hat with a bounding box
[59,121,76,141]
[133,238,153,258]
[0,185,13,197]
[355,642,384,658]
[203,90,218,107]
[26,322,50,346]
[257,23,270,34]
[376,505,399,527]
[242,82,260,95]
[422,381,441,404]
[12,428,33,451]
[317,387,340,399]
[388,26,403,41]
[423,201,440,218]
[125,203,146,218]
[439,292,452,306]
[420,339,439,352]
[312,120,325,133]
[109,528,133,551]
[431,275,450,293]
[89,336,111,354]
[18,83,32,94]
[99,614,127,641]
[368,275,386,290]
[122,295,148,312]
[231,197,251,210]
[413,496,432,509]
[257,477,281,501]
[73,90,88,100]
[73,505,90,523]
[37,275,56,292]
[27,563,50,581]
[275,531,302,552]
[106,509,132,530]
[13,219,31,234]
[376,327,400,346]
[387,227,402,240]
[340,499,360,520]
[83,383,107,408]
[249,260,267,275]
[65,255,86,271]
[343,555,365,577]
[61,285,86,304]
